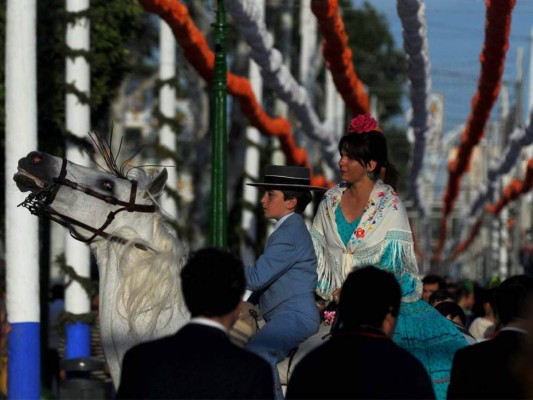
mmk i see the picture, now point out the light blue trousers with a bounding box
[247,304,319,400]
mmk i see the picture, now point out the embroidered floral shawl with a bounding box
[311,180,421,302]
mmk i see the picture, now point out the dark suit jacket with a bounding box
[447,329,527,399]
[116,323,274,399]
[285,328,436,399]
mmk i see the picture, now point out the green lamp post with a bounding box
[209,0,227,247]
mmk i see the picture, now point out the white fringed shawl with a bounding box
[311,180,421,302]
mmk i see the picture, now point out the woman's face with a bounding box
[338,151,368,184]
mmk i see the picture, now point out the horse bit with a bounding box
[18,157,156,249]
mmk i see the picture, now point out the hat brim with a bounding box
[247,183,327,191]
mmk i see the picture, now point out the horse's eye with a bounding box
[101,180,113,191]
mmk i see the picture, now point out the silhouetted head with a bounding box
[428,288,454,306]
[435,301,467,326]
[338,266,401,332]
[181,248,245,318]
[494,274,533,326]
[422,274,447,302]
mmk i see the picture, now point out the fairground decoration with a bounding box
[452,158,533,259]
[311,0,370,116]
[137,0,330,189]
[434,0,516,262]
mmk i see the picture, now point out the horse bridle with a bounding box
[18,157,156,249]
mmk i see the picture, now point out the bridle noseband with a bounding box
[18,157,156,249]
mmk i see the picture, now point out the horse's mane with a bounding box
[89,130,144,179]
[98,159,190,339]
[110,213,189,340]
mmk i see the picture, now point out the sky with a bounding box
[360,0,533,134]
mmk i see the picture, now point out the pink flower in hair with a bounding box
[348,113,380,133]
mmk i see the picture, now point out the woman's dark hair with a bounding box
[338,131,400,190]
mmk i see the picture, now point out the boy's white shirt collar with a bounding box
[273,212,294,232]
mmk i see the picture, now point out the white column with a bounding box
[65,0,91,358]
[50,223,66,284]
[241,0,264,266]
[527,29,533,128]
[158,21,178,220]
[522,29,533,225]
[299,0,317,226]
[5,0,40,397]
[324,70,345,181]
[299,0,317,102]
[272,5,291,167]
[499,207,509,279]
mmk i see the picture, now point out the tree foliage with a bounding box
[341,0,407,121]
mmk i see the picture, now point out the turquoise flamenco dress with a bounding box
[336,207,467,400]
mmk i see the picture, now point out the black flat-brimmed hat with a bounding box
[247,165,326,191]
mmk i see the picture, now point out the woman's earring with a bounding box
[366,170,376,181]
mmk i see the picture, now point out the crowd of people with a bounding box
[2,113,533,400]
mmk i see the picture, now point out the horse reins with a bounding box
[18,157,156,250]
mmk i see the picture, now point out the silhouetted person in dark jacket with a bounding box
[286,266,435,399]
[116,248,275,399]
[447,274,533,399]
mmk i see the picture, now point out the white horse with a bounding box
[13,148,190,388]
[13,147,329,390]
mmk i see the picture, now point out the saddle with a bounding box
[229,301,333,385]
[229,301,263,347]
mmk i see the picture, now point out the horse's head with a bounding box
[13,151,168,244]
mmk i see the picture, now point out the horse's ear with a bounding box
[148,168,168,197]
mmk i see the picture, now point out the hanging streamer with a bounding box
[485,159,533,215]
[396,0,432,217]
[449,111,533,257]
[433,0,516,262]
[137,0,332,188]
[451,219,483,260]
[225,0,340,173]
[310,0,370,116]
[451,158,533,260]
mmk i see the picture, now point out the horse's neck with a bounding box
[92,210,188,334]
[91,211,157,312]
[88,211,190,389]
[91,211,156,260]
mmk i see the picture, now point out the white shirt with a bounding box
[189,317,228,333]
[273,212,294,232]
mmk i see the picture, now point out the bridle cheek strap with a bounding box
[19,157,156,249]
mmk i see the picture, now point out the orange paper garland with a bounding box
[485,159,533,214]
[452,158,533,259]
[311,0,370,116]
[137,0,332,188]
[434,0,516,261]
